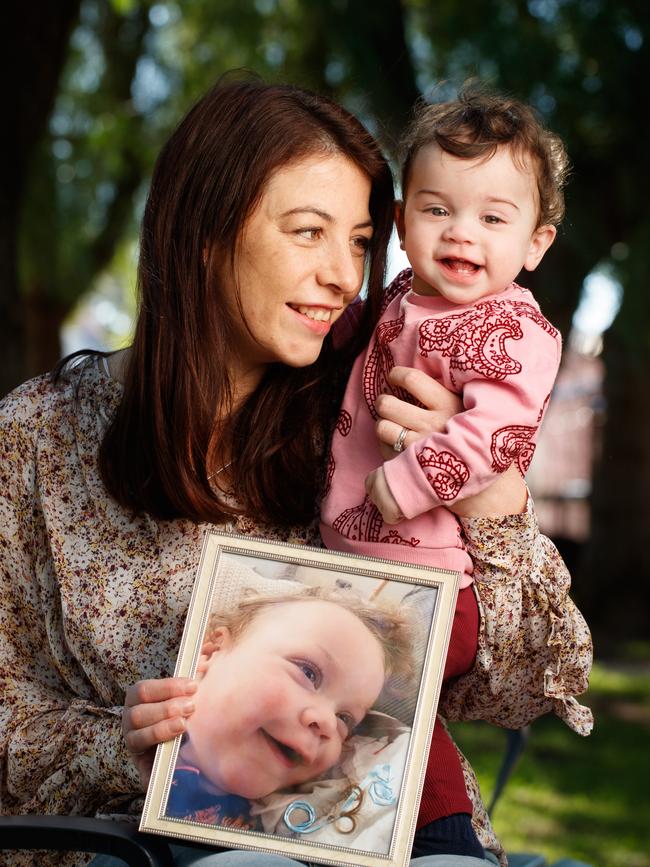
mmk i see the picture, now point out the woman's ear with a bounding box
[196,626,232,677]
[524,224,556,272]
[394,201,405,249]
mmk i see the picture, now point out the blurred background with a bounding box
[3,1,649,864]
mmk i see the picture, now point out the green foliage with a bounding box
[27,0,650,349]
[450,662,650,867]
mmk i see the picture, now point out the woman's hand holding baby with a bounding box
[366,365,460,523]
[122,677,197,788]
[374,366,462,461]
[373,365,527,519]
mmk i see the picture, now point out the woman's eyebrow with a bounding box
[280,207,373,229]
[281,206,332,221]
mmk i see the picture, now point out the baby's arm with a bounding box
[374,313,561,521]
[365,464,404,524]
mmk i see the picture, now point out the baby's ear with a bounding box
[524,224,556,271]
[196,627,232,676]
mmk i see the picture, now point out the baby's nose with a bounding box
[442,216,476,243]
[301,703,338,738]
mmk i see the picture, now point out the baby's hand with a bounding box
[365,467,404,525]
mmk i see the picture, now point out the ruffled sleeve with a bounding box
[439,496,593,735]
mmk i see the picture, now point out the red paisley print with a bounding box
[491,425,537,475]
[417,447,470,501]
[363,314,409,419]
[380,269,412,315]
[331,496,420,546]
[537,393,551,423]
[336,409,352,437]
[332,496,383,541]
[379,529,421,547]
[510,300,558,338]
[418,296,556,384]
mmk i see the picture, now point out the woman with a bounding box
[0,75,591,867]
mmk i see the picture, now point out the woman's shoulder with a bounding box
[0,356,122,445]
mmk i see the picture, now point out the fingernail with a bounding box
[172,717,186,734]
[181,700,195,715]
[185,680,198,693]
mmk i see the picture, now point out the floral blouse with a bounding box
[0,360,593,866]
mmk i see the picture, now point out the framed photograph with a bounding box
[141,530,460,867]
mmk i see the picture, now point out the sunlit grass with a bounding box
[448,661,650,867]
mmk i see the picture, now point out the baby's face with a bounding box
[397,143,556,305]
[182,599,386,800]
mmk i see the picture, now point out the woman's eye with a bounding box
[352,236,371,256]
[296,227,322,240]
[294,659,322,688]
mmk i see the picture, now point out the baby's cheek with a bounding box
[319,738,344,774]
[253,682,296,719]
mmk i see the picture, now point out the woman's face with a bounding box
[222,152,373,393]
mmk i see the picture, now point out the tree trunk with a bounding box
[0,200,25,399]
[24,290,70,380]
[577,338,650,648]
[0,0,80,398]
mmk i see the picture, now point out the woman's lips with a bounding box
[287,304,336,335]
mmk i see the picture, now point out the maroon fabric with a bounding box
[417,587,480,827]
[443,586,480,680]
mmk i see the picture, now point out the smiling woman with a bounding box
[96,77,394,530]
[0,74,592,867]
[223,153,373,382]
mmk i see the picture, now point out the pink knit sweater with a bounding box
[321,269,562,584]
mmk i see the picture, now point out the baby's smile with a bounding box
[261,729,306,767]
[440,257,480,273]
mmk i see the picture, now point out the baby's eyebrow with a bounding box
[485,196,520,210]
[315,642,334,664]
[413,188,444,197]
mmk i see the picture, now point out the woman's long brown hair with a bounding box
[95,75,394,527]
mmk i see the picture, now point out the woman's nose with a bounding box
[317,246,362,297]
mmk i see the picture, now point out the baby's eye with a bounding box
[336,711,355,737]
[293,659,322,688]
[426,206,448,217]
[483,214,504,225]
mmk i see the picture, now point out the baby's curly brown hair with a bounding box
[204,584,414,683]
[400,84,570,227]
